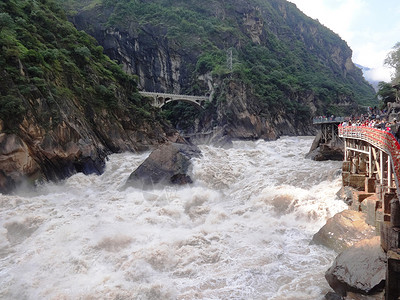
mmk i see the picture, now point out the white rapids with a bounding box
[0,136,347,300]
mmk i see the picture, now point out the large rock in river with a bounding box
[311,210,376,253]
[306,131,344,161]
[125,142,201,189]
[325,236,386,296]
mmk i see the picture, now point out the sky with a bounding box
[288,0,400,83]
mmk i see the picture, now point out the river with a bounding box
[0,136,347,299]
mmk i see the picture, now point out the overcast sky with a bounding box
[288,0,400,82]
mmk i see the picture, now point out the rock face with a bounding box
[0,110,179,194]
[0,0,183,194]
[214,79,315,140]
[69,0,375,139]
[311,210,376,253]
[325,236,386,296]
[125,142,201,189]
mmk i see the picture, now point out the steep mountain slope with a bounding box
[65,0,376,138]
[0,0,178,193]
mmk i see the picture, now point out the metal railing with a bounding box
[139,91,209,101]
[339,126,400,193]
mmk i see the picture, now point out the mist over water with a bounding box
[0,136,346,300]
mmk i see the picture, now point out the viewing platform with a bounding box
[312,117,347,146]
[339,125,400,299]
[312,116,346,124]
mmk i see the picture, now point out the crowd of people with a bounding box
[339,111,400,141]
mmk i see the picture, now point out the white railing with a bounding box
[339,125,400,194]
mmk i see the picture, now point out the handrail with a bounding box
[139,91,209,101]
[339,126,400,195]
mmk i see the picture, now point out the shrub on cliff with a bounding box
[59,0,377,134]
[0,0,161,132]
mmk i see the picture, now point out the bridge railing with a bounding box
[139,91,209,101]
[339,125,400,192]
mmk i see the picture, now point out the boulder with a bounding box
[345,291,384,300]
[125,142,201,189]
[325,236,386,296]
[325,291,343,300]
[307,145,344,161]
[311,210,376,253]
[325,290,384,300]
[336,186,354,206]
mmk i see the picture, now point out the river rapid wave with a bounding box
[0,136,347,299]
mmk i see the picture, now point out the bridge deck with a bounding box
[139,91,209,108]
[139,91,208,101]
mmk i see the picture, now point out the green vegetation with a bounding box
[385,42,400,84]
[376,42,400,109]
[61,0,375,123]
[0,0,156,131]
[376,82,397,107]
[1,0,376,135]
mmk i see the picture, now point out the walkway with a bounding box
[339,125,400,298]
[339,126,400,195]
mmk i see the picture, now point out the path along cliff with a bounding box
[313,124,400,299]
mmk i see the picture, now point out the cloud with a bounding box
[289,0,366,41]
[288,0,400,82]
[364,66,392,83]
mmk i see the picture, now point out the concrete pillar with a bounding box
[386,249,400,300]
[343,161,351,172]
[365,177,376,193]
[391,198,400,227]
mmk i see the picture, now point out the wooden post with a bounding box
[380,150,384,185]
[369,145,372,178]
[388,156,392,189]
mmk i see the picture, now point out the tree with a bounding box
[385,42,400,83]
[376,81,397,106]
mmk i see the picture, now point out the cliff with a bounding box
[0,0,179,193]
[66,0,376,139]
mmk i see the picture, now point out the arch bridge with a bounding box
[339,126,400,298]
[139,92,209,109]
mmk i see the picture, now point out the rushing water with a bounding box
[0,136,347,300]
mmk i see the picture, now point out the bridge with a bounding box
[139,92,209,108]
[339,125,400,298]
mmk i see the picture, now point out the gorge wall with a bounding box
[0,0,180,193]
[68,0,376,139]
[0,0,377,193]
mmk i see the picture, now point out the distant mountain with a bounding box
[355,63,380,91]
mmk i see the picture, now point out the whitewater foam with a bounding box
[0,136,346,299]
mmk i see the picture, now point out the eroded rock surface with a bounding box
[325,236,386,296]
[311,210,376,253]
[125,142,201,189]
